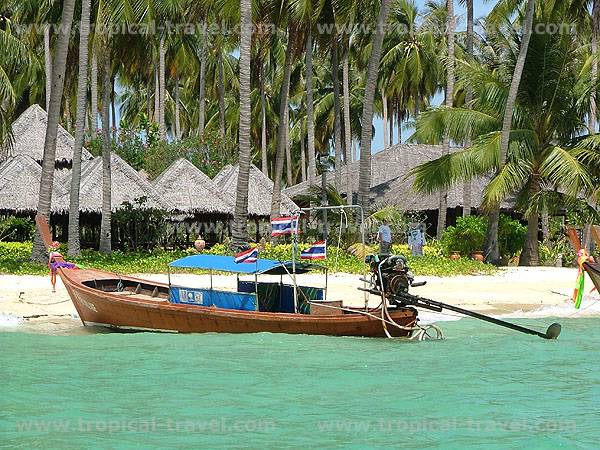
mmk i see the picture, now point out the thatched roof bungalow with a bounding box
[283,143,513,211]
[56,153,170,213]
[0,155,67,213]
[152,158,233,216]
[1,104,93,165]
[214,164,298,217]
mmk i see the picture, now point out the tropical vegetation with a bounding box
[0,0,599,267]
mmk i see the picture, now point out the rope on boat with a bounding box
[19,299,71,305]
[376,256,445,341]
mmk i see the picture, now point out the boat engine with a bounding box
[365,254,415,297]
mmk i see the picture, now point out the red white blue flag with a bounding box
[234,247,258,263]
[300,241,327,260]
[271,216,298,236]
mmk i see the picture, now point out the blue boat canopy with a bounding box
[169,254,321,275]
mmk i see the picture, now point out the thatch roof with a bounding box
[0,155,67,212]
[1,104,93,164]
[152,158,233,215]
[214,164,298,217]
[283,143,510,210]
[56,153,170,213]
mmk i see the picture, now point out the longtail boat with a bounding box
[36,214,561,340]
[36,215,418,337]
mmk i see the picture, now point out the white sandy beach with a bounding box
[1,267,599,333]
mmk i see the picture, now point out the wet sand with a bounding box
[1,267,598,333]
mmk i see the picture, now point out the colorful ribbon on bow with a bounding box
[573,249,591,309]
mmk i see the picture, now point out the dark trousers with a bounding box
[379,241,391,254]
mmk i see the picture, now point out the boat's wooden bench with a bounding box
[111,291,168,302]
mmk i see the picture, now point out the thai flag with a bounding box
[300,241,327,260]
[234,247,258,263]
[271,216,298,236]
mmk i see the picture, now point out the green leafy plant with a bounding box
[0,216,34,242]
[440,216,487,256]
[440,215,526,258]
[498,215,527,258]
[112,198,168,251]
[0,241,497,277]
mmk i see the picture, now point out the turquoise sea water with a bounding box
[1,318,599,449]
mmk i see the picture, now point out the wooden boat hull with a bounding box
[584,262,600,294]
[58,267,418,338]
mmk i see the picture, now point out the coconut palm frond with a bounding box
[482,160,531,209]
[540,146,593,197]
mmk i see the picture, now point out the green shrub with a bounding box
[0,241,33,260]
[0,241,496,277]
[440,216,487,256]
[440,214,527,258]
[498,215,527,257]
[0,216,35,242]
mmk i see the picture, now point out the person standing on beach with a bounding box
[48,241,62,293]
[378,220,392,254]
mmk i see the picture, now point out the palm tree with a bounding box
[159,36,167,140]
[32,0,76,262]
[90,51,98,130]
[332,33,343,188]
[99,45,112,254]
[483,0,535,264]
[270,27,297,220]
[198,29,208,137]
[436,0,455,239]
[0,13,41,146]
[232,0,253,248]
[68,0,92,256]
[590,0,600,133]
[462,0,473,217]
[44,23,51,111]
[357,0,392,209]
[293,0,320,185]
[410,12,594,265]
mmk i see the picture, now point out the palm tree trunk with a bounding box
[68,0,91,257]
[590,0,599,133]
[388,101,393,145]
[358,0,391,209]
[146,79,152,120]
[174,72,181,140]
[44,24,52,112]
[64,77,72,131]
[436,0,455,239]
[397,108,402,143]
[217,50,226,138]
[332,36,342,189]
[260,61,268,176]
[285,106,292,186]
[484,0,535,264]
[519,174,540,266]
[541,209,550,245]
[342,45,352,198]
[463,0,473,217]
[232,0,252,248]
[111,75,116,141]
[159,37,166,140]
[154,66,159,123]
[99,49,112,254]
[300,132,306,182]
[198,28,207,137]
[382,93,389,148]
[270,30,295,220]
[32,0,76,262]
[90,51,98,130]
[306,29,317,185]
